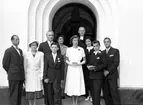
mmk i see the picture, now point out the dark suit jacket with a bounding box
[44,52,64,82]
[38,41,61,55]
[83,48,93,78]
[103,47,120,79]
[2,46,25,80]
[87,49,106,79]
[38,41,52,55]
[84,48,93,65]
[78,39,86,50]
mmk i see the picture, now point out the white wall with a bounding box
[0,0,30,86]
[118,0,143,88]
[1,0,143,88]
[0,0,6,86]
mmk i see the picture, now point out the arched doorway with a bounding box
[52,3,97,46]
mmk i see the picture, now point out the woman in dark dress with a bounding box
[84,37,93,101]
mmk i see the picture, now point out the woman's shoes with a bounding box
[85,96,90,101]
[89,97,92,101]
[85,96,92,101]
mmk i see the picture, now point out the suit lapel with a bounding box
[50,53,55,66]
[19,49,23,60]
[87,48,92,54]
[11,46,21,58]
[45,41,50,50]
[54,53,59,67]
[91,49,98,56]
[107,47,113,56]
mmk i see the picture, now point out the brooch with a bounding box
[57,58,60,62]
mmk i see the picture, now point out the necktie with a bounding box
[16,47,21,56]
[53,54,56,63]
[106,49,109,54]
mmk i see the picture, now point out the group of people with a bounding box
[2,26,121,105]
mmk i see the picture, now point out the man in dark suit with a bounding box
[78,27,89,99]
[38,31,61,105]
[44,42,64,105]
[2,35,25,105]
[78,26,86,49]
[38,31,54,55]
[87,40,106,105]
[84,36,93,100]
[103,37,121,105]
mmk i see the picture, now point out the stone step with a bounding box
[0,87,143,105]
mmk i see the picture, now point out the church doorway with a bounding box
[52,3,97,46]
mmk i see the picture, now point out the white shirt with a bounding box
[52,52,57,63]
[106,47,111,54]
[80,36,84,40]
[13,45,21,55]
[47,40,53,47]
[87,46,93,52]
[93,50,100,55]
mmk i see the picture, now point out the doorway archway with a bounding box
[52,3,97,46]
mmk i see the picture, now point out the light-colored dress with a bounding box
[24,51,44,92]
[65,47,85,96]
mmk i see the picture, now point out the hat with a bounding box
[29,40,39,47]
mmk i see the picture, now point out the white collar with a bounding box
[47,40,53,45]
[52,52,57,62]
[52,52,57,55]
[13,45,18,49]
[94,50,101,54]
[13,45,21,55]
[106,47,111,51]
[80,36,84,40]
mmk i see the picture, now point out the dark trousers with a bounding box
[43,81,49,105]
[91,79,103,105]
[8,80,24,105]
[43,79,61,105]
[83,67,90,98]
[84,78,91,97]
[103,77,121,105]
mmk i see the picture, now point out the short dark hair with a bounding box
[57,34,64,41]
[51,42,59,48]
[11,35,18,41]
[70,35,79,45]
[85,36,92,42]
[92,40,100,46]
[104,37,111,42]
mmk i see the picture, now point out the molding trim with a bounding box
[28,0,119,48]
